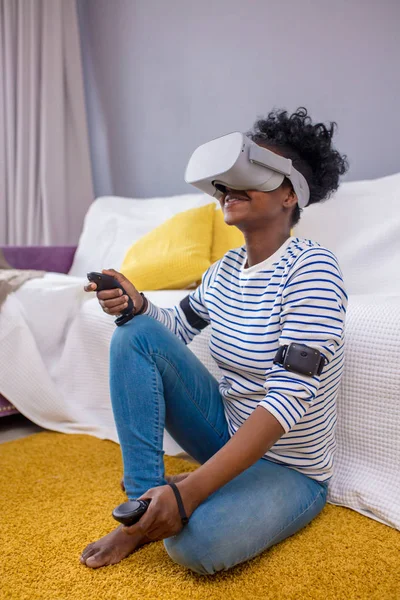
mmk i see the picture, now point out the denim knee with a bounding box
[163,528,226,576]
[110,314,155,357]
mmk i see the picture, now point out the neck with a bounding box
[243,227,291,268]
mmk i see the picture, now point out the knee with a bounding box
[110,314,154,357]
[163,528,225,576]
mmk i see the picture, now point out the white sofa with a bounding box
[0,177,399,531]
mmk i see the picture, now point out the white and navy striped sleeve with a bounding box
[142,262,218,345]
[259,247,347,433]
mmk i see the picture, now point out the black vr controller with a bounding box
[87,271,135,326]
[112,499,150,527]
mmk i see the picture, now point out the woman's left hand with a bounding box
[123,484,191,541]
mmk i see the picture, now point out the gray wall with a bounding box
[79,0,400,199]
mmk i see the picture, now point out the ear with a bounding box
[282,185,298,209]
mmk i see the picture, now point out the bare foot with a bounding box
[120,473,191,493]
[80,525,150,569]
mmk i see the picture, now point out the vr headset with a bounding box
[184,132,310,209]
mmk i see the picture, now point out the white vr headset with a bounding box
[184,132,310,209]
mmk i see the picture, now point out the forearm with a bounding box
[178,406,285,515]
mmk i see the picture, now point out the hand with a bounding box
[122,484,194,541]
[83,269,144,316]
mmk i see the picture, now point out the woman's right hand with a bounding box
[84,269,144,316]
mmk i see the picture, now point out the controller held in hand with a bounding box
[112,499,150,526]
[86,271,135,326]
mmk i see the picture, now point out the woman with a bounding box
[80,107,349,574]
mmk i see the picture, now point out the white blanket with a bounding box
[0,274,399,530]
[0,274,188,453]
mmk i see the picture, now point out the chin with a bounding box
[223,213,238,226]
[223,211,246,228]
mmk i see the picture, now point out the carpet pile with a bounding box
[1,432,399,599]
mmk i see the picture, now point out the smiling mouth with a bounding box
[224,192,250,207]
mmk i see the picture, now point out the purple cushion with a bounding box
[0,245,77,417]
[2,246,77,274]
[0,394,18,416]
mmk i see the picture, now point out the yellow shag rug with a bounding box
[1,433,399,600]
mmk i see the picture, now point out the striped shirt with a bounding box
[143,236,347,482]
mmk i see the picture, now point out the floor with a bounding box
[0,413,44,443]
[0,413,197,463]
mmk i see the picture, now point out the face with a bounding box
[218,146,298,231]
[218,183,297,231]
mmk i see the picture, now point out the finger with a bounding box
[102,296,129,309]
[143,518,182,542]
[123,506,155,537]
[104,304,128,315]
[97,289,123,300]
[137,491,153,502]
[102,269,126,284]
[84,283,97,292]
[135,501,157,534]
[136,487,157,502]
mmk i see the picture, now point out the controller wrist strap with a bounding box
[134,292,148,315]
[168,482,189,526]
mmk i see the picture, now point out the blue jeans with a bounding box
[109,315,328,575]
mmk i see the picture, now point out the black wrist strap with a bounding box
[134,293,147,316]
[168,482,189,526]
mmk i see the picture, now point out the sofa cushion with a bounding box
[120,203,215,290]
[68,194,213,277]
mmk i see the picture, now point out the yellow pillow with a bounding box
[120,203,215,290]
[211,207,245,263]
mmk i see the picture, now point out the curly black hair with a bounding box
[247,107,349,226]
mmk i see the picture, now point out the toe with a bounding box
[80,543,96,564]
[85,551,108,569]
